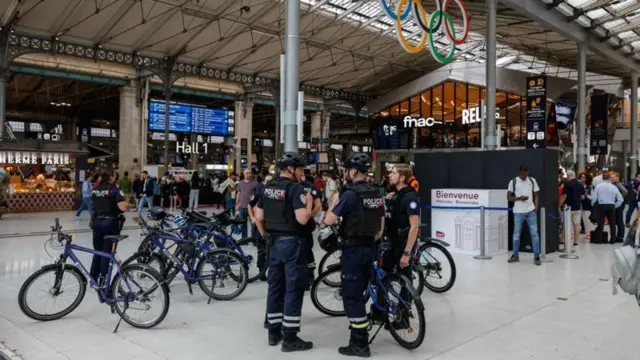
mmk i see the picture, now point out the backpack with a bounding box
[611,245,640,300]
[509,177,534,200]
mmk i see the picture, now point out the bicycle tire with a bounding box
[310,266,346,317]
[196,249,248,301]
[382,273,426,350]
[121,251,166,275]
[411,266,425,296]
[110,264,170,329]
[235,237,268,283]
[18,264,87,321]
[418,242,456,293]
[318,249,341,285]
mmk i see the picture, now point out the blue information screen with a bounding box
[148,99,234,136]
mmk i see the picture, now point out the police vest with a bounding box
[300,180,316,232]
[91,184,119,217]
[262,177,301,235]
[386,186,415,241]
[340,183,383,247]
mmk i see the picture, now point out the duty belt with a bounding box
[95,215,117,220]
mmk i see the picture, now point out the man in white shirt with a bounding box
[592,170,604,188]
[507,165,542,266]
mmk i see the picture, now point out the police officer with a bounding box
[324,153,384,357]
[298,172,322,289]
[254,152,314,352]
[379,163,421,329]
[248,172,273,281]
[90,169,128,285]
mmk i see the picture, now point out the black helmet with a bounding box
[344,153,371,173]
[276,152,306,168]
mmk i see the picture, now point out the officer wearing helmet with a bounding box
[254,152,314,352]
[324,153,384,357]
[298,171,322,289]
[90,169,128,285]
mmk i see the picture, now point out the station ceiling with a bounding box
[2,0,639,99]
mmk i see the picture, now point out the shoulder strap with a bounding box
[510,178,517,193]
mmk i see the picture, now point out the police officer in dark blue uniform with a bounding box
[249,172,273,282]
[324,154,384,357]
[298,172,322,289]
[254,152,314,352]
[378,163,421,328]
[90,169,128,284]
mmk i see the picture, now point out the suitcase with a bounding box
[590,230,608,244]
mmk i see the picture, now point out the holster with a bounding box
[118,214,126,233]
[263,232,273,247]
[89,211,95,230]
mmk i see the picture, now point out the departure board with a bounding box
[148,99,234,136]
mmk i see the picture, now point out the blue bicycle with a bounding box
[18,219,170,332]
[124,216,248,301]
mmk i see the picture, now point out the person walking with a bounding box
[136,171,155,217]
[579,172,594,240]
[559,170,584,245]
[507,165,542,266]
[254,152,314,352]
[118,171,132,209]
[324,154,384,357]
[591,172,623,244]
[189,171,201,210]
[132,173,143,209]
[75,174,94,220]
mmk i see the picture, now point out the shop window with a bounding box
[399,101,409,116]
[443,82,455,122]
[389,104,399,116]
[91,128,112,138]
[7,121,24,132]
[29,123,43,132]
[380,108,389,118]
[497,92,507,126]
[420,90,431,118]
[410,96,420,117]
[455,82,467,121]
[468,85,480,109]
[432,84,444,121]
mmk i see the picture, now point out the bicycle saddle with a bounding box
[104,235,129,242]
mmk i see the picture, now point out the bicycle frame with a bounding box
[60,242,134,304]
[147,229,217,282]
[188,225,253,265]
[366,262,412,315]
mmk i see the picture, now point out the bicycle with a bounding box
[310,244,426,350]
[123,216,249,302]
[18,218,170,333]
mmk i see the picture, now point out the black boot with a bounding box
[281,334,313,352]
[268,330,282,346]
[338,338,371,358]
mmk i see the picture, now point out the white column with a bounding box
[119,85,143,175]
[234,100,253,171]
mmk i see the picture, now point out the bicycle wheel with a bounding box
[121,251,166,275]
[318,249,342,286]
[138,234,156,253]
[18,264,87,321]
[418,242,456,293]
[382,273,426,350]
[235,237,268,283]
[310,266,345,317]
[196,249,248,301]
[110,264,170,329]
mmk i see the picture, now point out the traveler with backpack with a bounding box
[507,166,542,266]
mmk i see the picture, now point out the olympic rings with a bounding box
[383,0,470,63]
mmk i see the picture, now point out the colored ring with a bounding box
[443,0,469,45]
[380,0,411,22]
[428,10,456,63]
[394,0,427,54]
[413,0,441,34]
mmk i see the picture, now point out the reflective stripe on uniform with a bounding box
[267,313,283,324]
[350,322,369,329]
[349,316,369,329]
[282,321,300,328]
[283,315,301,321]
[307,262,317,268]
[267,318,282,324]
[267,313,283,318]
[349,317,367,322]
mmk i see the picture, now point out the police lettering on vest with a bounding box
[340,183,383,247]
[262,177,301,235]
[91,184,119,216]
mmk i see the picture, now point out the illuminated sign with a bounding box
[176,142,208,154]
[0,152,70,165]
[402,116,443,128]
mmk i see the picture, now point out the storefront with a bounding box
[0,140,89,213]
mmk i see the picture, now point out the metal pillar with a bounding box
[0,30,9,141]
[631,72,639,178]
[485,0,497,151]
[577,43,587,171]
[283,0,300,153]
[163,83,172,170]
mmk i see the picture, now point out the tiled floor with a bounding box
[0,211,638,360]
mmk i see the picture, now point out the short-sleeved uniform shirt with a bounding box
[249,181,265,208]
[257,177,307,214]
[388,188,420,245]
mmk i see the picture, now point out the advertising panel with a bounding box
[525,76,547,149]
[589,94,609,155]
[431,189,508,256]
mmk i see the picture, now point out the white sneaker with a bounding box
[74,216,81,221]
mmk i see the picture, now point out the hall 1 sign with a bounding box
[0,151,71,165]
[176,142,208,154]
[525,75,547,149]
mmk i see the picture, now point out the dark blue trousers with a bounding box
[341,246,375,343]
[90,218,119,281]
[264,236,307,334]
